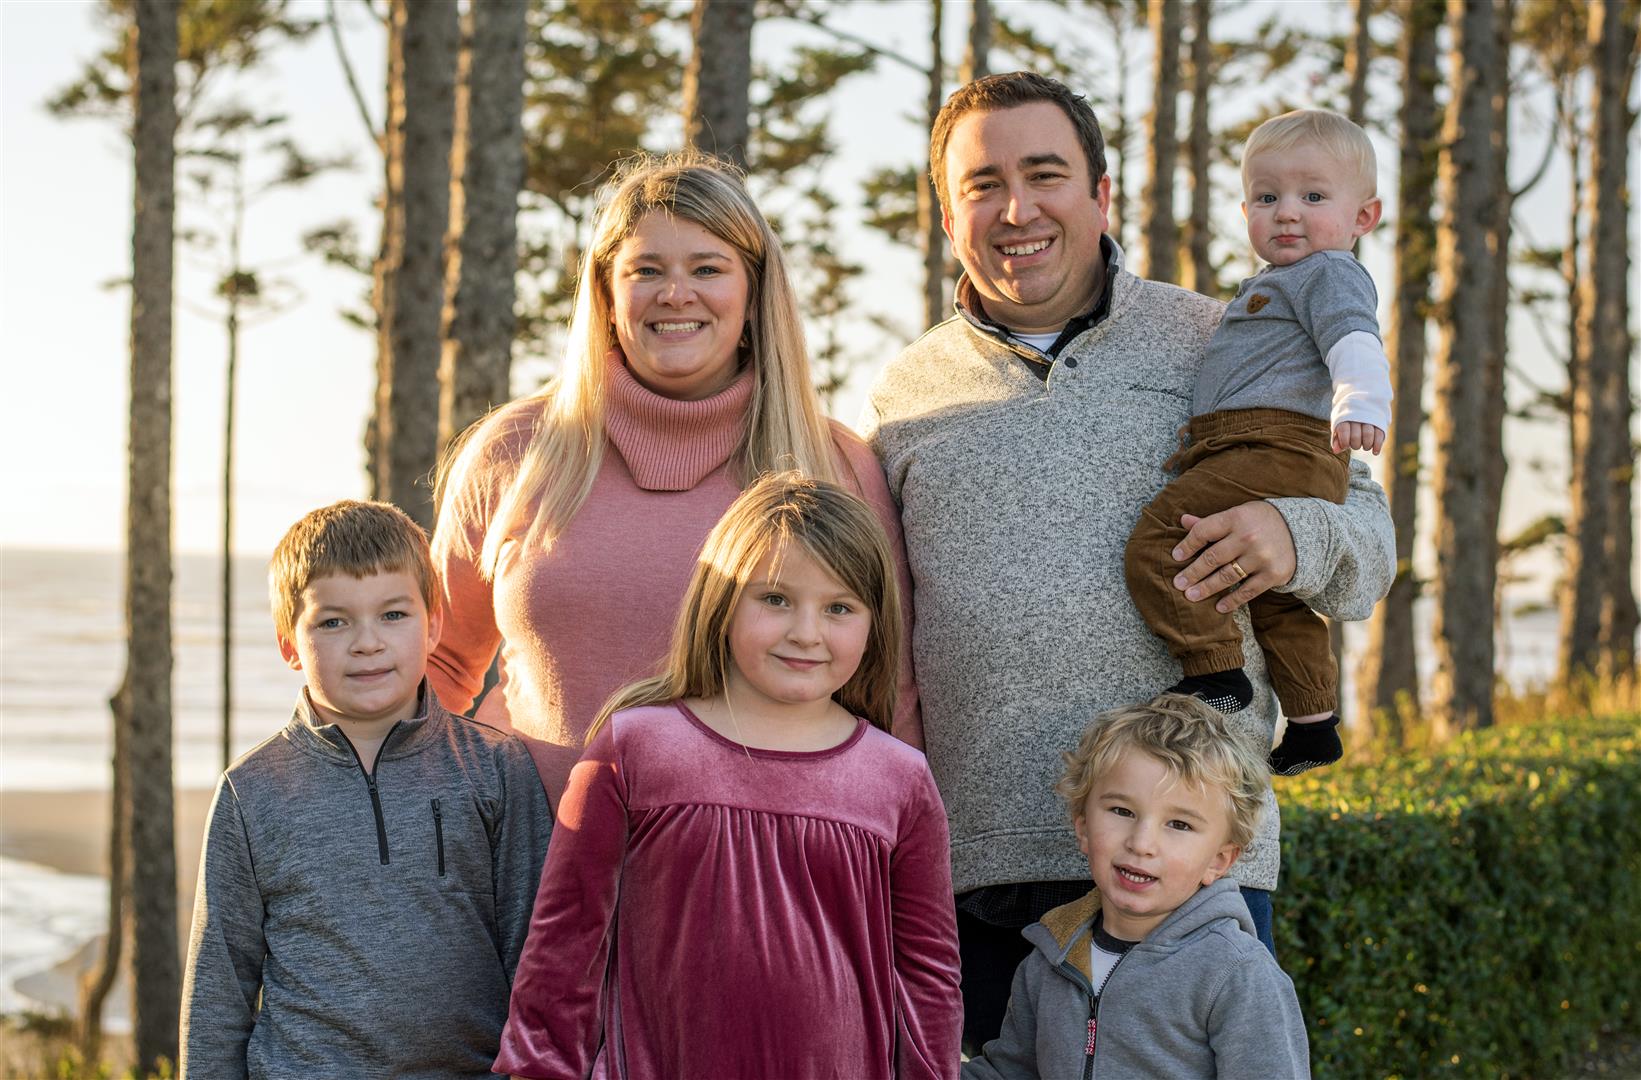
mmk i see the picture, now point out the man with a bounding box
[860,72,1394,1052]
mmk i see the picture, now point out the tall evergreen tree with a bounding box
[1429,0,1503,734]
[1483,0,1514,603]
[47,2,312,1058]
[440,0,527,449]
[684,0,754,168]
[1181,0,1213,295]
[920,0,946,329]
[1142,0,1182,282]
[379,0,457,529]
[127,1,181,1067]
[1567,0,1640,681]
[1358,0,1441,741]
[1085,0,1145,252]
[963,0,993,83]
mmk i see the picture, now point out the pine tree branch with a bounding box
[327,0,383,154]
[773,8,926,75]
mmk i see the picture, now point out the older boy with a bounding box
[963,694,1309,1079]
[1125,109,1392,775]
[179,500,552,1080]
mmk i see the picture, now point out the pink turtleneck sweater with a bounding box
[428,354,921,805]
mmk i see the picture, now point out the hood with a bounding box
[1023,878,1255,985]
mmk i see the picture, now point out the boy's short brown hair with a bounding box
[268,500,438,639]
[1057,693,1268,849]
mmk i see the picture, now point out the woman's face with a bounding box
[608,211,751,401]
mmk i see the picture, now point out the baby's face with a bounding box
[1242,142,1380,267]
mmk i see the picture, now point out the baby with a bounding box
[1125,108,1391,776]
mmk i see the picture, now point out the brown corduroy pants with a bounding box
[1124,408,1350,718]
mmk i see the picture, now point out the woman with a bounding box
[429,152,919,803]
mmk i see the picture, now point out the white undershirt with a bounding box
[1011,330,1062,354]
[1325,329,1393,432]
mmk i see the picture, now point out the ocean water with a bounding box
[2,546,300,1019]
[2,547,304,794]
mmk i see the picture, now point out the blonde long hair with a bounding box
[468,153,839,576]
[590,472,902,739]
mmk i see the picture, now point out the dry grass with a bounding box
[0,1013,142,1080]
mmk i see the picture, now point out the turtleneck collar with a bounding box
[603,349,754,491]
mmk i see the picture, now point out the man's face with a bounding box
[941,101,1110,335]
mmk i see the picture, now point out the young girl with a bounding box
[495,472,961,1080]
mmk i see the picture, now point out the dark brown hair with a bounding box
[929,71,1108,211]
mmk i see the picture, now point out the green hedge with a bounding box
[1276,713,1641,1079]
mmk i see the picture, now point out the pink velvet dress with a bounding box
[494,703,962,1080]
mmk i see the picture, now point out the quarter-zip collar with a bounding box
[951,235,1132,376]
[286,681,444,766]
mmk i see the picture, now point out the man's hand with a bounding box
[1171,502,1297,613]
[1332,421,1386,455]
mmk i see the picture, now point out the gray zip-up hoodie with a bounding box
[962,881,1310,1080]
[179,686,552,1080]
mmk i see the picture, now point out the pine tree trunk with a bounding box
[127,0,181,1068]
[919,0,945,329]
[1104,4,1135,253]
[370,9,404,500]
[1182,0,1212,295]
[1483,0,1512,606]
[381,0,457,530]
[1589,0,1639,678]
[1347,0,1372,123]
[962,0,991,84]
[222,289,238,771]
[1332,0,1373,728]
[1358,0,1440,742]
[78,677,129,1063]
[439,0,525,452]
[683,0,753,169]
[1143,0,1181,283]
[1429,0,1500,735]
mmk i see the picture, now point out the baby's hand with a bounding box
[1332,421,1386,455]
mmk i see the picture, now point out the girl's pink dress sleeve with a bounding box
[494,723,629,1079]
[892,765,963,1079]
[830,421,924,749]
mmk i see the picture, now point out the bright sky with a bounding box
[2,0,1634,606]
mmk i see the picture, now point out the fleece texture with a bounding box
[179,687,552,1080]
[961,881,1310,1079]
[860,244,1396,894]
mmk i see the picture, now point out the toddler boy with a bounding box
[1125,109,1392,775]
[963,694,1309,1079]
[180,500,552,1079]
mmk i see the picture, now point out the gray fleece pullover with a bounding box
[179,687,552,1080]
[860,245,1395,893]
[962,882,1310,1079]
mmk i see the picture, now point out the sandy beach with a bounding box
[0,787,214,1019]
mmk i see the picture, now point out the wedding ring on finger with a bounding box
[1228,560,1249,583]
